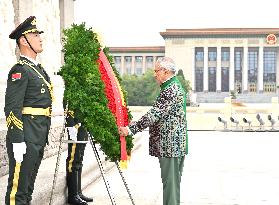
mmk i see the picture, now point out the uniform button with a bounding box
[41,88,46,93]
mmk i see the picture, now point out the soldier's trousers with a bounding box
[5,138,45,205]
[66,143,86,174]
[159,156,185,205]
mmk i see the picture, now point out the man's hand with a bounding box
[67,127,78,141]
[118,126,129,136]
[12,142,27,163]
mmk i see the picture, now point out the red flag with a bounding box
[11,73,22,81]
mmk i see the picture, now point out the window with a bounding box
[114,56,121,73]
[135,56,143,75]
[126,67,131,75]
[221,67,229,92]
[195,68,203,92]
[221,48,230,61]
[195,47,204,92]
[135,67,142,75]
[248,48,258,83]
[114,56,121,63]
[124,56,132,74]
[263,49,276,82]
[208,48,217,61]
[208,67,216,92]
[263,49,277,92]
[135,56,143,62]
[146,56,154,70]
[234,48,243,92]
[195,47,204,61]
[125,56,132,63]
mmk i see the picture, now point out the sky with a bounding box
[74,0,279,47]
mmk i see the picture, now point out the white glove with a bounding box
[12,142,27,163]
[67,127,78,141]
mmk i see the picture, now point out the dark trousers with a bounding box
[5,139,44,205]
[159,156,185,205]
[66,143,86,174]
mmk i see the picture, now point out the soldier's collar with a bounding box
[20,55,38,66]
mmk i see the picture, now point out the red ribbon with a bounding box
[98,50,127,160]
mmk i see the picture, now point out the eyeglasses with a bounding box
[154,68,162,73]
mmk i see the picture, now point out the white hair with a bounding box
[156,57,176,73]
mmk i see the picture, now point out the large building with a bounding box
[109,46,165,75]
[110,28,279,103]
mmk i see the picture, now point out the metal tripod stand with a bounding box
[88,133,136,205]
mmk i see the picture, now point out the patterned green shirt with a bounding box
[129,76,188,157]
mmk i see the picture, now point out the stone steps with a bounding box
[196,92,278,103]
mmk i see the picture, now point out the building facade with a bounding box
[109,46,165,75]
[110,28,279,103]
[161,28,279,95]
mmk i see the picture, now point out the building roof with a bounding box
[109,46,165,53]
[160,28,279,38]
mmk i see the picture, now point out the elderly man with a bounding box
[5,16,52,205]
[119,57,188,205]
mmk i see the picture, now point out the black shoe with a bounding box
[79,193,93,202]
[68,195,88,205]
[77,169,93,202]
[67,171,88,205]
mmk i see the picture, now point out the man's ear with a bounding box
[18,36,27,46]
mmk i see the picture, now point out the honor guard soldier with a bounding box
[65,108,93,205]
[5,16,53,205]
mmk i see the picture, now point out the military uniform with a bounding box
[65,110,93,205]
[5,16,52,205]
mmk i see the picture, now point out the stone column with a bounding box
[0,0,17,119]
[121,55,125,75]
[242,46,248,93]
[59,0,74,29]
[191,47,196,91]
[18,0,34,24]
[229,47,235,91]
[153,56,157,68]
[216,47,222,92]
[131,56,135,74]
[142,55,146,74]
[203,47,208,92]
[258,46,264,93]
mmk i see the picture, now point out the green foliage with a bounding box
[122,69,191,106]
[230,91,237,99]
[176,69,191,104]
[122,69,160,106]
[59,23,132,161]
[176,69,191,93]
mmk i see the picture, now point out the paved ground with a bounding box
[77,130,279,205]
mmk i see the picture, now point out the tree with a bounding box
[122,70,160,106]
[122,69,191,106]
[176,69,191,93]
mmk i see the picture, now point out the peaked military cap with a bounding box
[9,16,44,40]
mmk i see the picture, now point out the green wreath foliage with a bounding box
[59,23,133,161]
